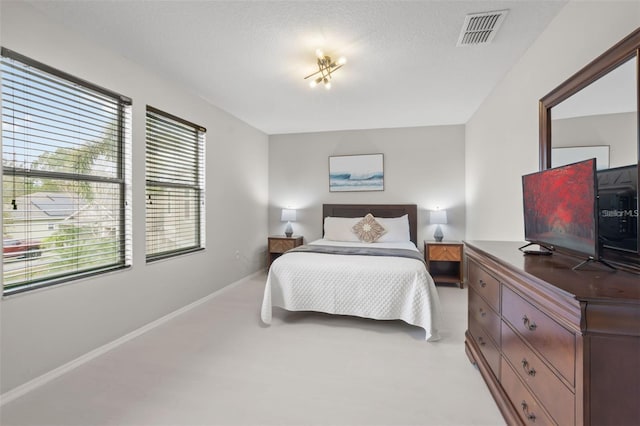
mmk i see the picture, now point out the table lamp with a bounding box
[430,209,448,242]
[281,208,297,237]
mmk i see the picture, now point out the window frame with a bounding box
[145,106,206,262]
[1,47,132,295]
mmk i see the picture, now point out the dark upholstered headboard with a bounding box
[322,204,418,245]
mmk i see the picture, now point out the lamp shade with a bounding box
[430,209,448,225]
[281,209,297,222]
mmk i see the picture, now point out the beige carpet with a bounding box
[0,271,504,426]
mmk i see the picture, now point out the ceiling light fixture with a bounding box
[304,49,346,89]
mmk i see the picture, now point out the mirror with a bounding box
[539,28,640,271]
[551,57,637,170]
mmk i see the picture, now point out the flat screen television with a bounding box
[598,164,638,253]
[522,158,598,260]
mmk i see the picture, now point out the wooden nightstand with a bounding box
[268,236,303,266]
[424,241,464,288]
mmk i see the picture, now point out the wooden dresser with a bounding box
[464,241,640,426]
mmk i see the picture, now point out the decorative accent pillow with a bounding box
[352,213,387,243]
[376,214,411,242]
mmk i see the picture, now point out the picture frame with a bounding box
[329,153,384,192]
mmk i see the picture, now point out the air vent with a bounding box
[457,10,508,46]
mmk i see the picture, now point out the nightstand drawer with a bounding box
[269,239,296,253]
[429,244,462,261]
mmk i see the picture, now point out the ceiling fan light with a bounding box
[324,81,331,90]
[337,56,347,65]
[315,49,324,59]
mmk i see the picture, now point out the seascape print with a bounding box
[329,154,384,192]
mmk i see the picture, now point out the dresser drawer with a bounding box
[429,244,462,261]
[469,316,501,378]
[502,322,575,426]
[467,260,500,312]
[469,287,501,345]
[269,239,297,253]
[502,286,575,385]
[501,358,556,426]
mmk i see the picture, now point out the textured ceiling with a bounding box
[25,0,567,135]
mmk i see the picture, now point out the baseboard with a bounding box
[0,270,264,407]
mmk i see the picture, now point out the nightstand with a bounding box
[268,235,303,266]
[424,241,464,288]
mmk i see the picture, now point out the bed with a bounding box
[260,204,442,341]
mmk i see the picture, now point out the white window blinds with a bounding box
[1,48,132,295]
[145,106,205,261]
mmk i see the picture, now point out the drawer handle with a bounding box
[521,359,537,377]
[520,401,537,422]
[477,336,486,346]
[479,308,486,317]
[479,279,487,288]
[522,315,537,331]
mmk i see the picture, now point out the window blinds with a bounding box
[1,48,132,295]
[145,106,205,261]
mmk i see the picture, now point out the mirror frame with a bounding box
[539,27,640,271]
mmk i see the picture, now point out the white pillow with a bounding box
[323,216,362,242]
[376,215,411,242]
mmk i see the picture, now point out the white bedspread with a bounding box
[261,239,442,341]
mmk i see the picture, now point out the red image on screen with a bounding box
[522,158,597,257]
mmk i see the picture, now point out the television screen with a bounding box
[598,164,638,253]
[522,158,598,258]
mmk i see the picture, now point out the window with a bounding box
[1,48,132,295]
[145,106,205,261]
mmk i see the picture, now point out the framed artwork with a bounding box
[329,153,384,192]
[552,145,610,170]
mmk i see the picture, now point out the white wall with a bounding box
[552,112,636,168]
[269,125,465,247]
[0,2,269,393]
[465,1,640,241]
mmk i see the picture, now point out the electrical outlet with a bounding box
[235,250,240,260]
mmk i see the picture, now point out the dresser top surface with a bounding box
[465,241,640,302]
